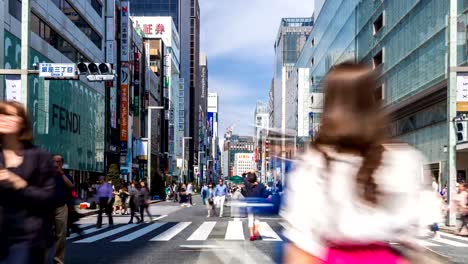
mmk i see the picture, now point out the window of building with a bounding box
[375,85,384,101]
[52,0,102,49]
[311,57,315,67]
[31,13,90,62]
[90,0,103,17]
[373,13,384,35]
[373,49,383,68]
[9,0,21,20]
[311,38,315,47]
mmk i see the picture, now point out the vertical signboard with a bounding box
[120,1,129,62]
[134,52,140,116]
[457,73,468,111]
[120,66,129,149]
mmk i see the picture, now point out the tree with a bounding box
[107,164,121,187]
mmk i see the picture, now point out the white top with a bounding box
[187,183,193,194]
[280,144,441,259]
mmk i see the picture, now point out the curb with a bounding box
[77,200,163,217]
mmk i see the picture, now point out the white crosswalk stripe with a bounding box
[150,222,192,241]
[74,224,138,243]
[69,220,283,243]
[67,226,111,240]
[112,223,167,242]
[225,220,245,240]
[187,221,217,241]
[431,237,468,247]
[441,232,468,242]
[259,222,282,241]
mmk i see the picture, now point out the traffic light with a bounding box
[456,121,468,143]
[76,63,115,81]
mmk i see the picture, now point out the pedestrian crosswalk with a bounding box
[418,234,468,248]
[69,220,283,244]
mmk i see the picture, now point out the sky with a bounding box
[199,0,314,137]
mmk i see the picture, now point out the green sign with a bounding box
[134,96,139,116]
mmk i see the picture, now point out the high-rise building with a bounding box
[226,135,254,177]
[198,53,208,183]
[253,101,269,180]
[298,0,468,197]
[1,0,106,184]
[187,0,201,182]
[233,153,254,176]
[273,17,313,133]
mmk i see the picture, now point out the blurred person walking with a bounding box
[128,181,141,224]
[214,179,227,217]
[120,187,130,215]
[96,176,113,228]
[50,155,74,264]
[281,63,442,264]
[0,101,56,264]
[242,172,268,241]
[201,183,208,205]
[206,182,215,217]
[179,183,190,207]
[113,187,123,215]
[187,181,193,205]
[458,183,468,234]
[139,181,153,222]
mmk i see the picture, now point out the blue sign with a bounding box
[39,63,76,78]
[207,112,214,135]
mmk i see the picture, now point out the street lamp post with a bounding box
[181,137,192,183]
[198,151,205,185]
[147,106,164,195]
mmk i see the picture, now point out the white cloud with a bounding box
[200,0,314,136]
[200,0,314,60]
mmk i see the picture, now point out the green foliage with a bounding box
[107,164,121,187]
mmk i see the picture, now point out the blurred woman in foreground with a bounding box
[0,101,55,264]
[281,63,441,263]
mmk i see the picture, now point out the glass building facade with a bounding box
[130,0,180,29]
[298,0,468,184]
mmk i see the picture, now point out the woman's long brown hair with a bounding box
[313,62,387,205]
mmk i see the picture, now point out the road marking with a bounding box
[78,224,94,229]
[225,221,244,240]
[150,222,191,241]
[112,223,166,242]
[179,245,220,249]
[441,232,468,242]
[416,240,440,247]
[431,237,468,247]
[187,221,217,241]
[67,226,111,240]
[74,224,138,243]
[259,222,282,241]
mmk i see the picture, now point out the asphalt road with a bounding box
[65,196,468,264]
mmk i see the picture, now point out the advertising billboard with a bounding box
[120,1,129,62]
[131,16,180,63]
[207,93,218,113]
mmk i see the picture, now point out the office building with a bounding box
[272,17,313,133]
[130,0,180,29]
[233,153,254,176]
[299,0,467,190]
[1,0,106,185]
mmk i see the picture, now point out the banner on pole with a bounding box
[5,75,21,101]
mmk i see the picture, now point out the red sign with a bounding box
[155,23,165,34]
[142,23,166,35]
[120,84,129,141]
[143,24,152,34]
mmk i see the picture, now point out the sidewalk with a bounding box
[75,199,163,217]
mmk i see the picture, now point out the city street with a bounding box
[66,196,283,264]
[65,196,468,264]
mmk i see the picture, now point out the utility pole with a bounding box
[447,0,458,226]
[20,0,30,108]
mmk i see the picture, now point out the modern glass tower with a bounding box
[130,0,180,29]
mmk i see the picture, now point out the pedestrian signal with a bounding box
[456,121,468,143]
